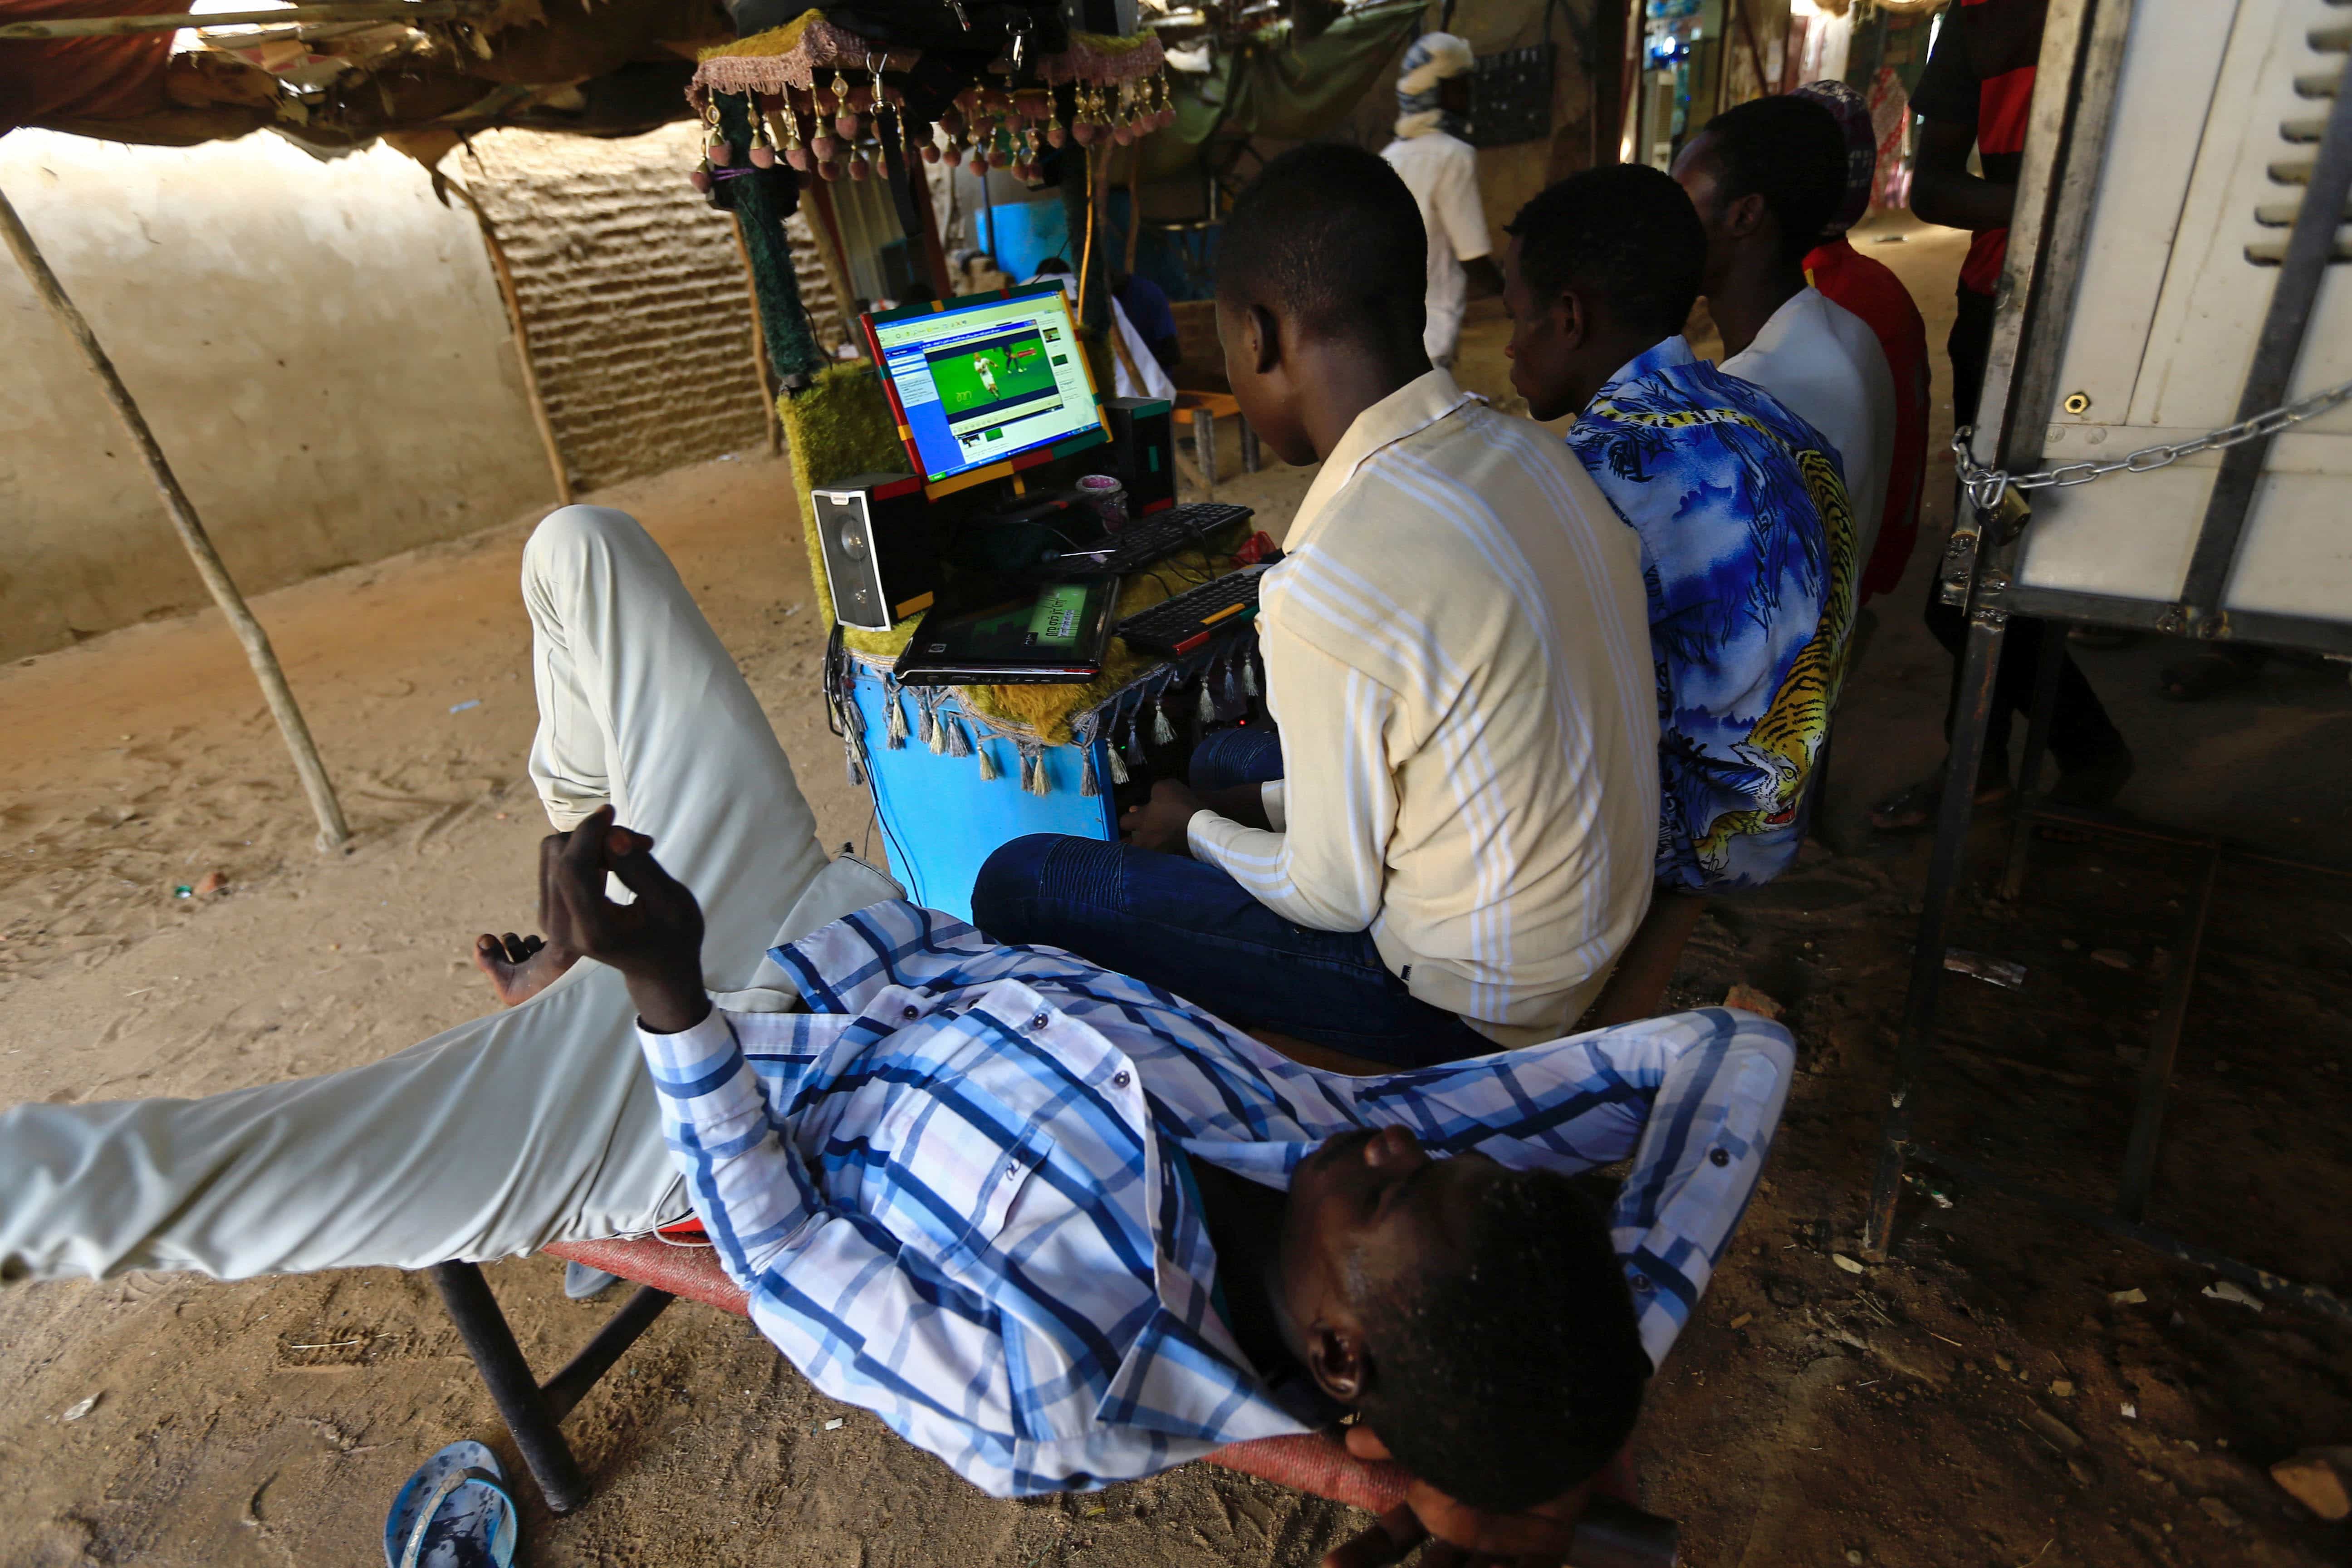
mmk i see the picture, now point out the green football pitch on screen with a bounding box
[927,333,1057,418]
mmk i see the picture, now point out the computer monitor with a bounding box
[862,281,1111,499]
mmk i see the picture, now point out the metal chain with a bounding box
[1950,374,2352,515]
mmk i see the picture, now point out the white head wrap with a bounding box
[1394,32,1474,139]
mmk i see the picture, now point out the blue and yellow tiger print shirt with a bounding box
[1563,337,1858,891]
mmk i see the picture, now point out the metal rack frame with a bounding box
[1862,0,2352,1326]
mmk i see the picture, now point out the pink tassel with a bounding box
[749,143,775,168]
[688,168,712,192]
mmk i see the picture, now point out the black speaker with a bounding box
[1101,396,1176,516]
[811,473,938,631]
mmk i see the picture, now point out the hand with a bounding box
[539,804,709,1033]
[1322,1426,1597,1568]
[1120,778,1208,855]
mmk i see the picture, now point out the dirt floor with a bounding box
[5,212,2351,1568]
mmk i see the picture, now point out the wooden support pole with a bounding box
[1077,145,1103,325]
[440,175,570,506]
[906,155,953,304]
[802,179,861,354]
[0,186,350,852]
[730,221,783,456]
[0,0,493,39]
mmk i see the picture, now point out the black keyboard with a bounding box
[1045,501,1255,579]
[1117,564,1274,657]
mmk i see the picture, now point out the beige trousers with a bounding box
[0,507,885,1282]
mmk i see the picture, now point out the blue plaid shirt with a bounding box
[636,900,1792,1497]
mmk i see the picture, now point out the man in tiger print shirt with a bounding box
[1501,165,1857,892]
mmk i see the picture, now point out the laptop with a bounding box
[892,576,1119,686]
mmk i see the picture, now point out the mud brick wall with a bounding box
[468,122,848,492]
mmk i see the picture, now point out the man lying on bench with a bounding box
[0,507,1788,1565]
[529,806,1789,1561]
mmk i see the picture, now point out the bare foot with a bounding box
[473,931,580,1007]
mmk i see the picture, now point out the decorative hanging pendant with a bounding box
[778,100,809,171]
[865,55,890,149]
[831,69,859,140]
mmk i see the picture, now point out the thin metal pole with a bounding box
[1865,602,2009,1253]
[1999,620,2068,900]
[427,1262,590,1514]
[0,186,350,852]
[1124,149,1144,276]
[2115,847,2221,1221]
[0,0,492,39]
[440,175,571,506]
[2179,44,2352,622]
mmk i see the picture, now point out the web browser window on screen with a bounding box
[875,289,1101,483]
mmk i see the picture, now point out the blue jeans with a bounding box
[969,728,1494,1068]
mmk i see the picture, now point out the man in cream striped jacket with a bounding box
[974,146,1658,1069]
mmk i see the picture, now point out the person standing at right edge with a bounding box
[1868,0,2134,832]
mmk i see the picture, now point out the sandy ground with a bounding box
[5,214,2351,1567]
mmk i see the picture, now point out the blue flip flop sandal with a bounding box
[383,1441,520,1568]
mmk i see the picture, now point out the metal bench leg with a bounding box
[430,1260,590,1514]
[1193,407,1217,495]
